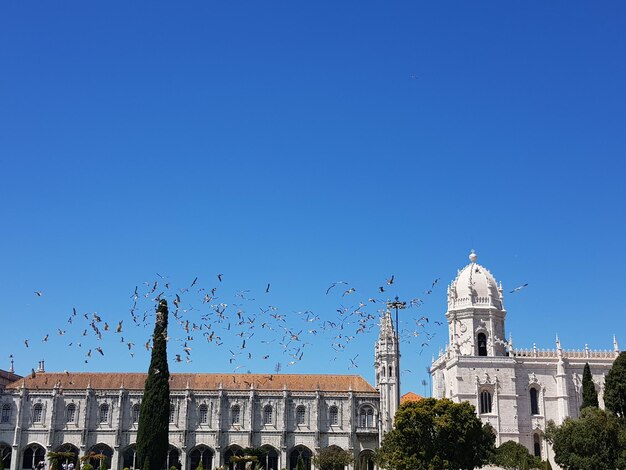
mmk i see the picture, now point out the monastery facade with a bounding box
[431,251,619,467]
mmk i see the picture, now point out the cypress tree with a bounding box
[136,300,170,470]
[605,351,626,418]
[581,362,599,410]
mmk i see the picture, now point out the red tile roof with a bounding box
[400,391,423,403]
[4,372,377,393]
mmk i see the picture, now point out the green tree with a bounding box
[312,446,354,470]
[295,457,306,470]
[546,407,622,470]
[375,398,495,470]
[605,351,626,418]
[581,362,599,410]
[491,440,541,470]
[136,299,171,470]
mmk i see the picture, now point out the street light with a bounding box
[387,296,406,407]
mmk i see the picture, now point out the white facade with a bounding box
[431,251,619,467]
[0,373,381,470]
[0,312,402,470]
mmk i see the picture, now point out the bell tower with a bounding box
[374,308,400,436]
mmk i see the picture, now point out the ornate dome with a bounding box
[447,251,503,310]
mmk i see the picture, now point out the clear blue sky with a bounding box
[1,1,625,396]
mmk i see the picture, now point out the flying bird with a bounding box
[386,275,395,285]
[34,291,43,297]
[510,283,529,294]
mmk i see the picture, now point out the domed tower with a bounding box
[374,309,399,436]
[446,250,507,357]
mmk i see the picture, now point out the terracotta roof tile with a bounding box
[400,391,423,403]
[5,372,377,393]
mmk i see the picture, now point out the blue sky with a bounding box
[1,1,625,396]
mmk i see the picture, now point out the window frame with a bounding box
[530,387,540,415]
[198,404,208,424]
[33,403,43,423]
[231,404,241,425]
[262,405,273,425]
[66,404,76,424]
[295,405,306,425]
[329,405,339,426]
[479,390,492,414]
[1,404,10,423]
[99,404,109,424]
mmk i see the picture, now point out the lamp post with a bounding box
[387,296,406,408]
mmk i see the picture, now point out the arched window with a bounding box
[33,403,43,423]
[329,406,338,426]
[477,333,488,356]
[169,402,175,423]
[359,406,374,427]
[533,433,541,457]
[263,405,273,425]
[296,405,306,425]
[66,404,76,423]
[231,405,241,425]
[530,388,539,415]
[1,404,10,423]
[388,365,393,377]
[479,390,492,414]
[99,404,109,423]
[199,404,208,424]
[132,404,140,423]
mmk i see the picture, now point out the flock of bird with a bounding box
[19,272,529,379]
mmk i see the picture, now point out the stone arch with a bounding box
[121,445,137,470]
[86,443,114,469]
[165,445,181,470]
[357,403,376,427]
[357,450,375,470]
[259,445,279,470]
[54,444,80,467]
[223,445,245,470]
[188,445,214,470]
[21,443,46,469]
[0,442,12,470]
[476,332,488,356]
[288,445,312,470]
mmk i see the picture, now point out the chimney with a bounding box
[37,360,45,373]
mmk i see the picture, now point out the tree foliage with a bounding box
[605,351,626,418]
[375,398,495,470]
[136,299,171,470]
[545,407,623,470]
[581,362,599,410]
[490,441,542,470]
[312,446,354,470]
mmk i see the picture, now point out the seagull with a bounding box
[217,273,223,282]
[24,339,29,348]
[342,288,356,297]
[34,291,43,297]
[325,281,348,295]
[386,275,395,285]
[510,283,529,294]
[265,283,271,293]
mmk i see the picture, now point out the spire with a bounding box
[9,354,14,374]
[379,309,395,340]
[614,335,619,353]
[469,249,477,263]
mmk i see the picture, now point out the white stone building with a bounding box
[431,251,619,467]
[0,312,401,470]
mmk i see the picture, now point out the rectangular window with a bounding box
[1,405,10,423]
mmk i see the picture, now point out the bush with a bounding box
[196,462,203,470]
[81,464,94,470]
